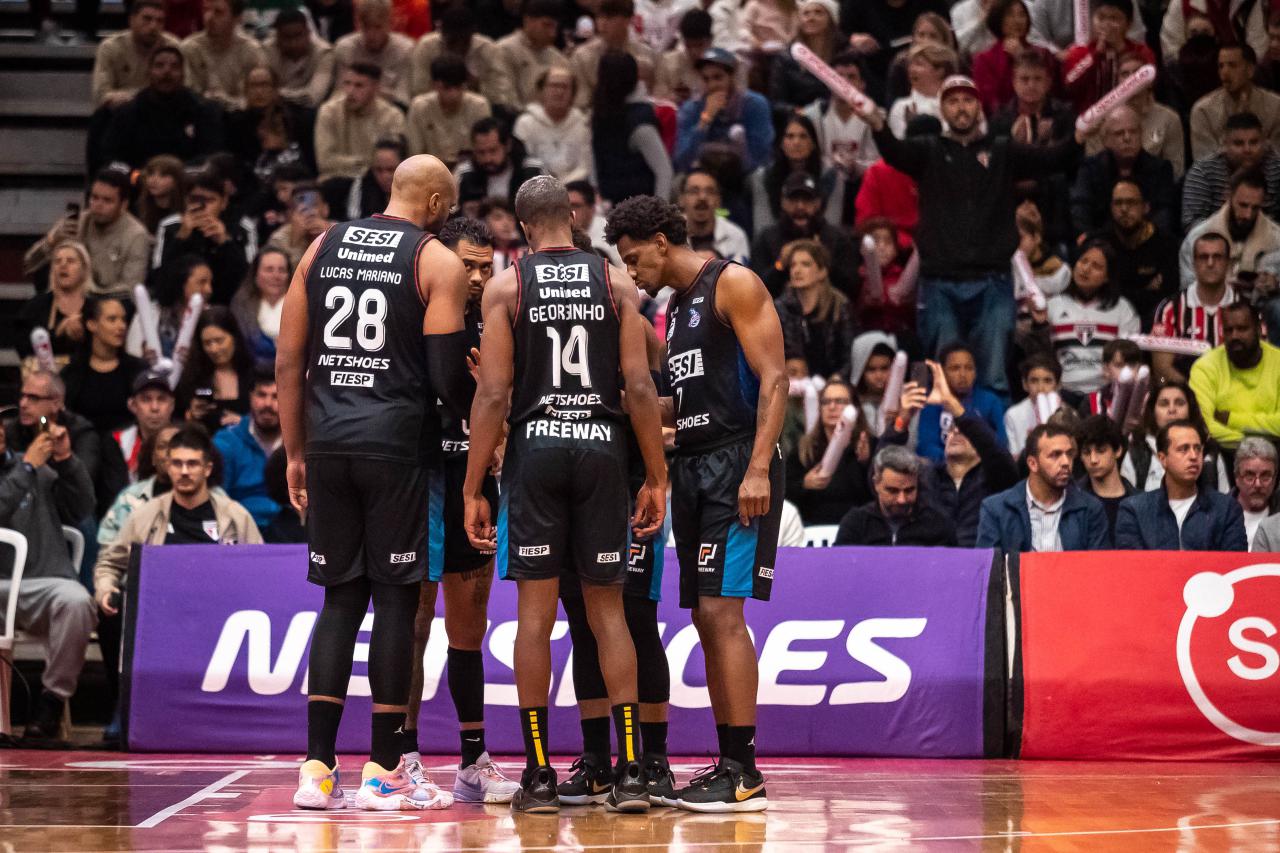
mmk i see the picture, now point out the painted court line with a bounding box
[134,770,250,828]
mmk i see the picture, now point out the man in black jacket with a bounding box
[834,445,956,546]
[878,359,1020,546]
[150,166,255,306]
[750,173,858,298]
[854,74,1085,396]
[1086,178,1180,329]
[1069,105,1177,239]
[101,46,225,170]
[454,116,545,215]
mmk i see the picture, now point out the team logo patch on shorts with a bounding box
[519,545,550,557]
[390,552,417,564]
[309,552,327,565]
[597,551,620,564]
[698,543,718,571]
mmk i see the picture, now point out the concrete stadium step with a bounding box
[0,186,81,236]
[0,126,86,177]
[0,70,93,117]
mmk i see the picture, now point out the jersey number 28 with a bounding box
[323,286,387,351]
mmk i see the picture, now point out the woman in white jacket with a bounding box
[512,66,592,185]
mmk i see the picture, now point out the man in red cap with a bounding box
[851,73,1087,400]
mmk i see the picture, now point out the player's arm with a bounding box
[614,267,668,538]
[462,266,517,549]
[275,233,324,513]
[639,312,675,427]
[419,238,473,418]
[718,265,788,525]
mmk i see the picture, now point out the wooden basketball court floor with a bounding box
[1,751,1278,851]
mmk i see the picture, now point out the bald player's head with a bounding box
[514,175,572,247]
[389,154,456,231]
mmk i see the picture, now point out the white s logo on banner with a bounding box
[1177,565,1280,745]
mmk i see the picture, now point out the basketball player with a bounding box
[463,176,668,814]
[605,196,787,813]
[278,155,473,811]
[557,234,675,808]
[400,217,520,804]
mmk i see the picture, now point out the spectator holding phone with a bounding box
[151,167,254,306]
[176,307,256,433]
[4,370,103,494]
[0,415,97,748]
[915,342,1008,463]
[264,185,333,267]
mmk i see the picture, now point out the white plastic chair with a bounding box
[62,525,84,573]
[802,524,839,548]
[0,528,29,737]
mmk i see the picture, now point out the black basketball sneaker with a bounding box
[675,758,768,813]
[642,754,678,807]
[557,754,613,805]
[605,760,651,812]
[512,766,560,813]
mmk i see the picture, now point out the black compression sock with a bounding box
[580,715,610,763]
[460,729,486,767]
[398,726,419,757]
[371,712,403,770]
[520,706,550,771]
[447,647,485,724]
[640,721,668,758]
[612,703,639,766]
[306,700,344,767]
[715,723,729,758]
[726,725,757,772]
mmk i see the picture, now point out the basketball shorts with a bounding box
[670,438,783,609]
[305,455,431,586]
[497,418,630,585]
[427,454,498,581]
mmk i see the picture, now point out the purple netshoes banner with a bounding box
[125,545,993,756]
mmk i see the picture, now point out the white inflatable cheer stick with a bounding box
[789,376,824,432]
[818,404,858,477]
[1074,64,1157,135]
[791,43,875,112]
[30,328,57,373]
[1126,334,1211,356]
[861,233,882,300]
[132,283,173,373]
[1074,0,1090,45]
[1109,366,1135,424]
[1034,391,1061,425]
[1123,365,1149,435]
[889,247,920,305]
[876,351,909,434]
[1012,250,1047,311]
[167,293,204,389]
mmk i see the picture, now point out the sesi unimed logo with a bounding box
[1178,564,1280,746]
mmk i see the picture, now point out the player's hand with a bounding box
[467,346,481,383]
[286,458,308,514]
[738,466,770,526]
[465,495,496,551]
[96,587,119,616]
[632,480,666,539]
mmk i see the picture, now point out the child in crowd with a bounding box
[1003,353,1063,457]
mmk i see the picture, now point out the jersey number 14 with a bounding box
[546,325,591,388]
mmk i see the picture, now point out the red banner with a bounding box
[1020,551,1280,760]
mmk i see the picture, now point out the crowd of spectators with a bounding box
[9,0,1280,746]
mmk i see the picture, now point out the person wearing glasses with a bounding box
[4,370,104,490]
[1232,437,1278,548]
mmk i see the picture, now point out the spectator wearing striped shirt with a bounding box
[1181,111,1280,230]
[1153,231,1238,384]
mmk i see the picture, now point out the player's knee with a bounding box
[694,597,746,634]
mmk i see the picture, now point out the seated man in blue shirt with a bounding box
[916,342,1007,462]
[212,364,281,532]
[1115,420,1247,550]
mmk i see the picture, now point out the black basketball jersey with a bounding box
[665,259,758,451]
[304,213,436,463]
[440,301,484,458]
[509,247,624,427]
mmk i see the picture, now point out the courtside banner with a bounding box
[1019,551,1280,760]
[124,545,994,755]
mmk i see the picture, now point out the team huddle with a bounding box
[274,155,787,815]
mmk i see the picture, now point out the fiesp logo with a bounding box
[1178,564,1280,746]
